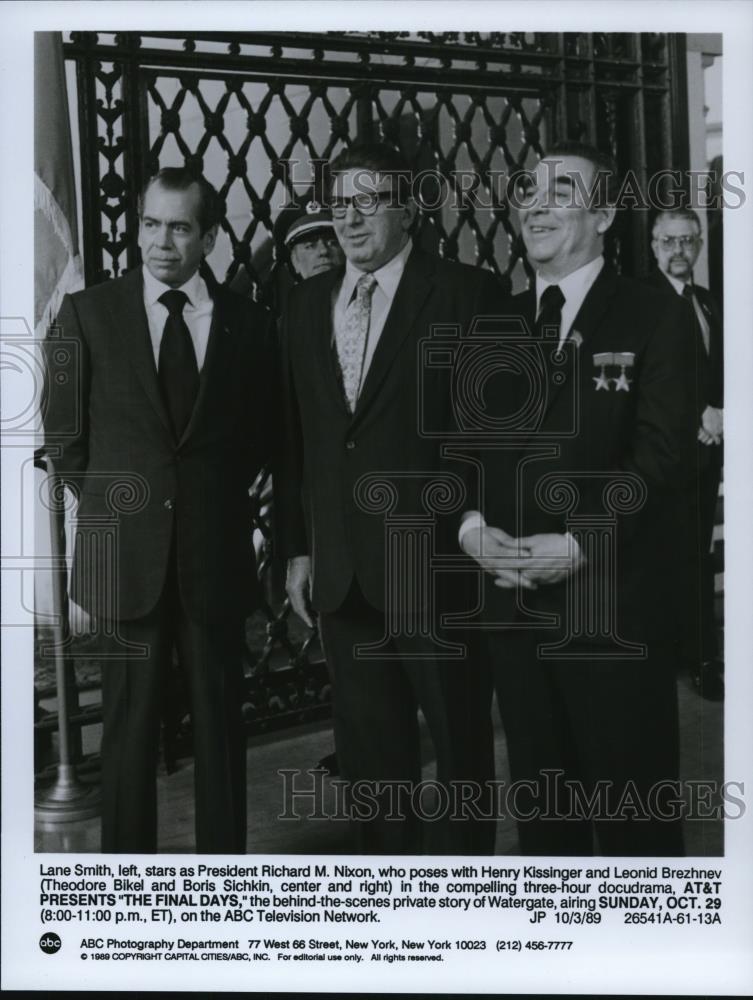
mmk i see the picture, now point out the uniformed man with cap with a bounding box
[276,199,344,281]
[274,198,345,774]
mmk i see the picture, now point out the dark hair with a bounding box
[544,141,620,208]
[138,167,223,235]
[327,142,412,201]
[651,207,702,237]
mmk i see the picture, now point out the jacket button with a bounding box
[163,498,174,510]
[345,440,356,450]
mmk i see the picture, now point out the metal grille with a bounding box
[57,29,688,744]
[65,31,686,290]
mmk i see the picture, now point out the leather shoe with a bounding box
[692,660,724,701]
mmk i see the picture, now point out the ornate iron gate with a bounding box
[65,31,688,292]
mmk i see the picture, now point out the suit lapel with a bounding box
[567,265,620,352]
[518,287,536,330]
[652,269,675,296]
[110,268,244,445]
[695,289,717,339]
[523,266,620,431]
[353,247,433,419]
[109,268,173,437]
[315,266,353,417]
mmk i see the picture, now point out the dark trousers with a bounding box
[100,558,247,854]
[318,582,494,855]
[488,629,684,857]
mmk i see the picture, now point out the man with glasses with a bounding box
[276,142,505,854]
[647,208,724,700]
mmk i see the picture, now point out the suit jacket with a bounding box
[479,265,701,642]
[44,266,276,623]
[646,268,723,408]
[276,245,507,614]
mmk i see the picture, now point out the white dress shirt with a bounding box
[332,238,413,395]
[142,266,214,371]
[535,255,604,345]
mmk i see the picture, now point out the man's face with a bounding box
[330,168,414,272]
[517,155,614,281]
[651,216,701,283]
[138,181,216,287]
[289,229,344,280]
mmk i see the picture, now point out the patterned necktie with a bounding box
[336,272,378,412]
[536,283,565,340]
[682,284,710,355]
[158,289,199,438]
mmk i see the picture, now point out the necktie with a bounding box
[158,289,199,438]
[536,284,565,340]
[335,272,378,412]
[682,284,710,355]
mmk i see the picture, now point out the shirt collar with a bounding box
[535,255,604,315]
[341,238,413,304]
[664,272,690,296]
[142,265,208,309]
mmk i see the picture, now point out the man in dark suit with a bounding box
[459,142,699,855]
[276,143,504,854]
[44,167,275,853]
[646,208,724,700]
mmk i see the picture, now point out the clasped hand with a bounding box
[460,525,584,589]
[697,405,723,446]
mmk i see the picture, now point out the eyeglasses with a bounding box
[329,191,397,218]
[657,235,698,249]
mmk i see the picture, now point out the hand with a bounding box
[68,600,94,636]
[285,555,316,627]
[460,524,537,590]
[515,532,584,587]
[698,406,723,446]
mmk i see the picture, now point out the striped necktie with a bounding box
[335,272,378,411]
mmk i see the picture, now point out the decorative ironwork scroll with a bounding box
[64,31,685,290]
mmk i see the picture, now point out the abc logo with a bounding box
[39,933,62,954]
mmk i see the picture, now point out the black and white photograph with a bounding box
[2,1,752,993]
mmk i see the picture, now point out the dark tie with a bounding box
[682,284,710,355]
[536,283,565,339]
[158,289,199,439]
